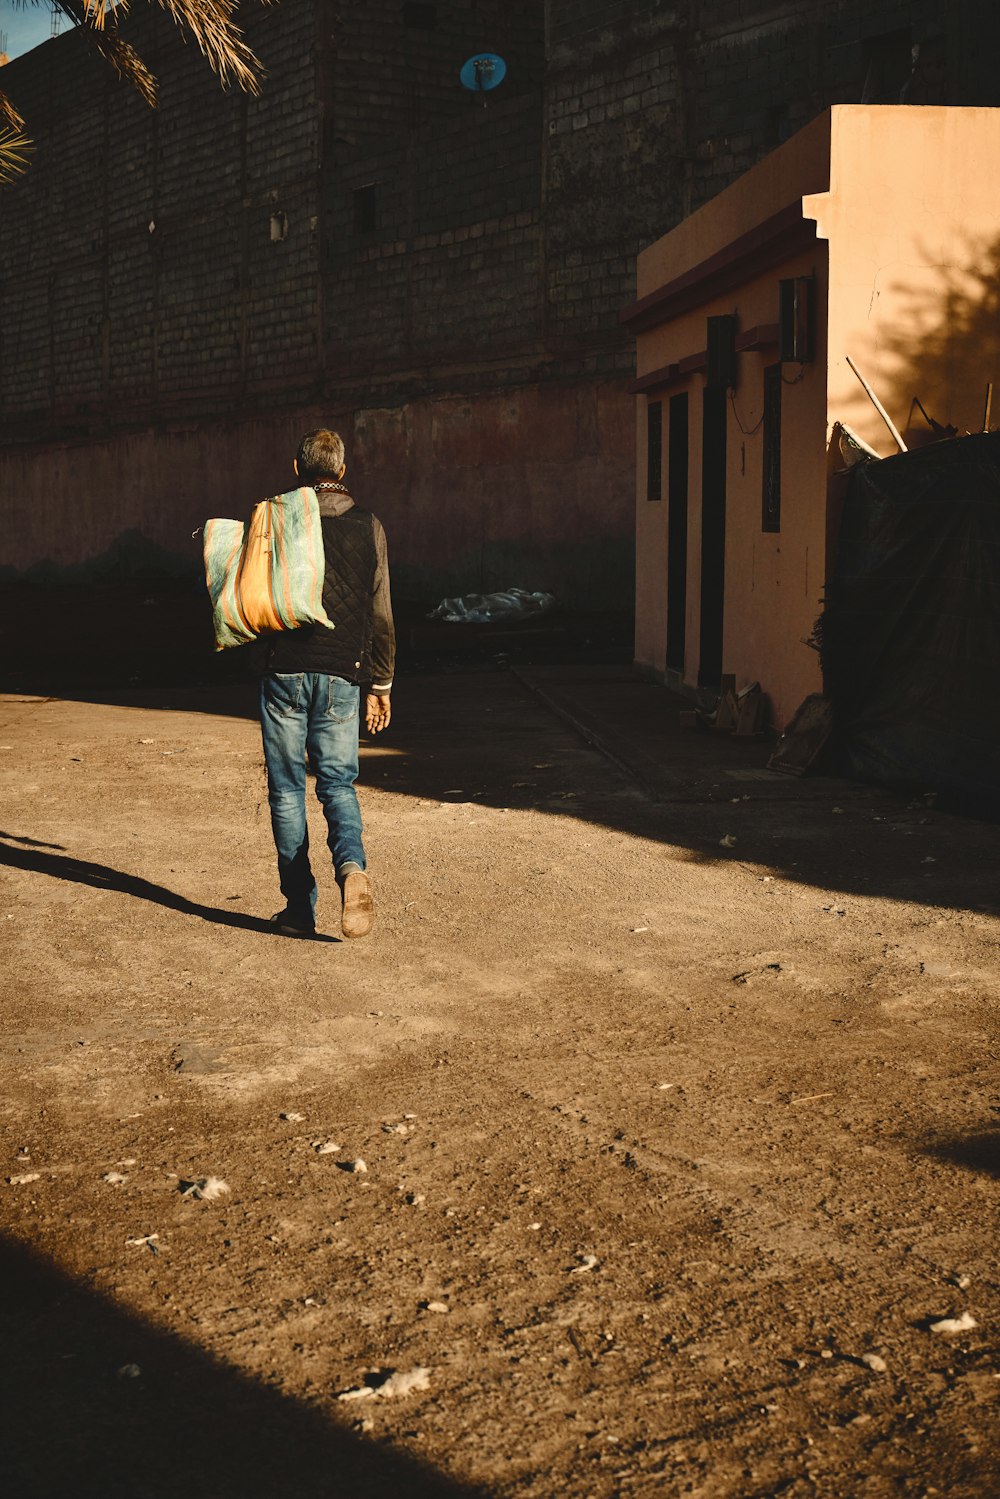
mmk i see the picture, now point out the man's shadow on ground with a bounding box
[0,836,339,942]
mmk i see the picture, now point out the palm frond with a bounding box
[55,1,158,105]
[0,124,34,184]
[151,0,266,95]
[0,89,27,132]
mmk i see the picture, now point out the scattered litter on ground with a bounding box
[951,1273,972,1290]
[569,1253,599,1274]
[117,1363,142,1379]
[6,1172,40,1185]
[338,1158,368,1174]
[403,1113,417,1120]
[790,1092,834,1106]
[101,1171,128,1185]
[179,1176,230,1201]
[719,834,737,849]
[528,1221,542,1231]
[423,1301,450,1315]
[312,1141,341,1155]
[928,1312,977,1335]
[832,806,845,814]
[338,1367,432,1401]
[656,1082,674,1091]
[630,926,649,933]
[382,1122,411,1135]
[404,1192,425,1206]
[280,1111,305,1122]
[861,1352,888,1373]
[429,588,554,625]
[125,1234,159,1249]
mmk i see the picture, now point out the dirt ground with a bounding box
[0,666,997,1499]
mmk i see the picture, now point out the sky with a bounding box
[0,4,61,61]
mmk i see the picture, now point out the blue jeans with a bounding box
[259,672,366,922]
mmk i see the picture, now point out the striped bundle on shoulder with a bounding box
[203,487,334,650]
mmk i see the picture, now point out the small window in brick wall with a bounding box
[861,29,913,104]
[354,184,379,234]
[402,2,437,27]
[646,400,662,501]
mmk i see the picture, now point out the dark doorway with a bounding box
[666,392,689,672]
[698,388,727,687]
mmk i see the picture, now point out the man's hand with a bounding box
[365,692,391,734]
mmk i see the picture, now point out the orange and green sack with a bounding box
[203,487,335,651]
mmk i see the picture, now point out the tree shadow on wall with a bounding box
[866,230,1000,447]
[0,1233,488,1499]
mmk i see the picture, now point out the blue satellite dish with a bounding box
[460,53,507,92]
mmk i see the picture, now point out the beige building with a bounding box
[623,105,1000,728]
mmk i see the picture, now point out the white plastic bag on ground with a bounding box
[428,589,555,624]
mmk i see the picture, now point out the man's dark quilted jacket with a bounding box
[251,486,395,687]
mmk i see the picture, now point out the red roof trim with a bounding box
[620,203,815,334]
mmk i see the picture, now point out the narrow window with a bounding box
[353,184,380,234]
[699,388,727,688]
[861,28,913,103]
[402,2,437,27]
[666,392,689,673]
[646,400,662,502]
[762,364,781,533]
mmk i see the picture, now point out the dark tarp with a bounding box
[821,431,1000,818]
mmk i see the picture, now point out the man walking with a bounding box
[254,429,394,938]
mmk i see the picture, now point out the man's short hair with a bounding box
[296,428,345,483]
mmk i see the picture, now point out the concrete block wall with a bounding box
[3,0,999,613]
[544,0,1000,362]
[0,1,323,440]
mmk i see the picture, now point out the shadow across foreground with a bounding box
[0,1234,486,1499]
[925,1130,1000,1180]
[4,664,1000,922]
[0,836,338,943]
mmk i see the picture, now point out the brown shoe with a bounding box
[341,871,375,938]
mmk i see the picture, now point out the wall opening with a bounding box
[353,183,379,233]
[761,364,782,533]
[666,391,689,674]
[402,2,437,27]
[646,400,662,502]
[699,387,727,688]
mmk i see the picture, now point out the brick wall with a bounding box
[3,0,999,613]
[0,1,323,440]
[543,0,1000,369]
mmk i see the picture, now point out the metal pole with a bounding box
[845,355,908,453]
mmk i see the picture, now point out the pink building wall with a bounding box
[629,106,1000,729]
